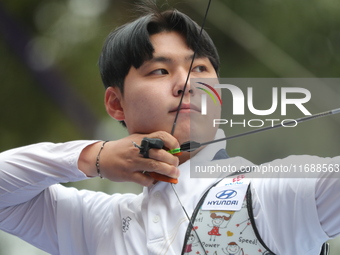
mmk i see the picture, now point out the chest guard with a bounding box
[181,175,330,255]
[181,176,274,255]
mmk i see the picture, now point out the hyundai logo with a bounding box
[216,189,237,199]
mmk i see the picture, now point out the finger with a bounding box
[129,171,155,187]
[148,148,179,167]
[148,131,180,151]
[146,160,180,179]
[132,155,179,179]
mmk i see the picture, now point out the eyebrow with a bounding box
[149,54,195,64]
[138,54,208,72]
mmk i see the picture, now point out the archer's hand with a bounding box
[78,131,180,186]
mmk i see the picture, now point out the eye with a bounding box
[150,69,169,75]
[192,65,207,73]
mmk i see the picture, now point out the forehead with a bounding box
[150,31,189,47]
[142,31,211,66]
[149,31,193,57]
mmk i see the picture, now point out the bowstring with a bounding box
[170,0,212,136]
[169,1,212,254]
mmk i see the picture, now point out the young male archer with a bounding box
[0,4,337,255]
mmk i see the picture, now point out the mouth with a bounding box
[169,103,201,113]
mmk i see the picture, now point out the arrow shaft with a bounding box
[198,108,340,147]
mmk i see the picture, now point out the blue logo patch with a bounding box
[215,189,237,199]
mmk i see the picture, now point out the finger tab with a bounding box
[148,172,178,184]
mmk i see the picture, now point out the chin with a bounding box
[174,135,190,146]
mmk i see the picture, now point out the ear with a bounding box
[105,87,125,121]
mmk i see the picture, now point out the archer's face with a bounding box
[117,31,220,145]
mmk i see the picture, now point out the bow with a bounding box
[136,2,339,254]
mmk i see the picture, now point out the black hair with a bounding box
[98,5,220,94]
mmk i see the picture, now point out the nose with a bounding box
[172,68,194,97]
[175,87,193,96]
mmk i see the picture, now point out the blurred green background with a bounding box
[1,0,340,254]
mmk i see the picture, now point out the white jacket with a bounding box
[0,130,338,254]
